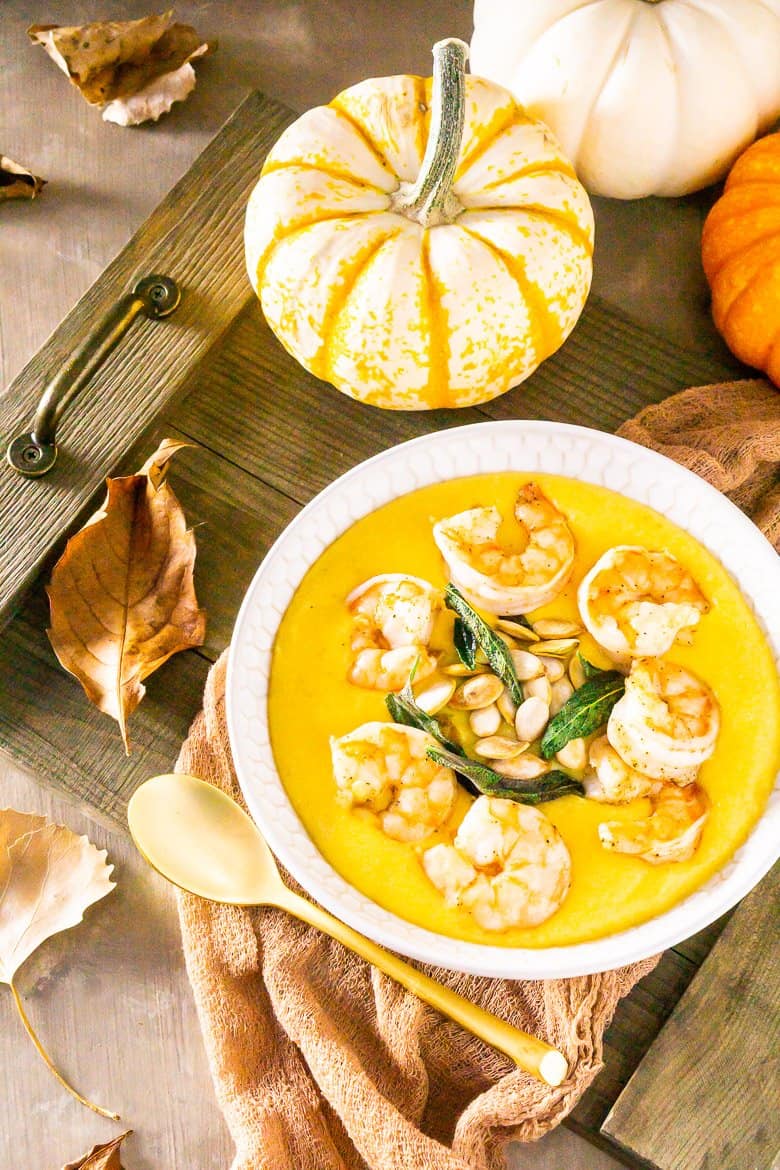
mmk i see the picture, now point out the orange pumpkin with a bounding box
[702,133,780,386]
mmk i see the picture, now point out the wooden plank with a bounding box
[162,446,300,661]
[602,863,780,1170]
[478,295,742,432]
[122,426,302,661]
[0,427,299,819]
[0,586,210,823]
[672,914,730,967]
[178,295,742,514]
[175,304,488,503]
[0,90,296,626]
[571,944,702,1134]
[571,914,730,1136]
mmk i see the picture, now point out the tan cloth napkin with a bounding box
[176,378,780,1170]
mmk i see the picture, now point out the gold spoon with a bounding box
[127,773,568,1087]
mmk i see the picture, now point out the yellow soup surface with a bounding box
[268,473,780,947]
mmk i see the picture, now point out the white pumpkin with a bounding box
[471,0,780,199]
[245,40,593,410]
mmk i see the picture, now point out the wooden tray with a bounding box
[0,92,776,1170]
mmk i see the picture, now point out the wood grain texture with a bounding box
[603,864,780,1170]
[0,90,296,626]
[176,293,742,514]
[571,917,729,1135]
[0,587,209,822]
[174,305,487,502]
[480,295,742,430]
[126,426,302,661]
[0,753,234,1170]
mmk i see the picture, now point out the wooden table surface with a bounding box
[0,3,749,1169]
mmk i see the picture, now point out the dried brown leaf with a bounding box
[63,1131,132,1170]
[28,12,215,106]
[0,811,115,984]
[0,809,118,1117]
[1,154,46,200]
[47,439,207,752]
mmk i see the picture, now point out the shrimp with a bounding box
[607,659,720,783]
[578,546,709,660]
[346,574,440,691]
[598,782,709,864]
[584,734,657,803]
[422,795,571,930]
[432,482,575,615]
[330,722,457,843]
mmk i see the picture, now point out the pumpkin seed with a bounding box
[442,663,487,677]
[496,688,518,725]
[469,704,502,738]
[415,677,456,715]
[451,672,505,710]
[494,754,549,780]
[539,655,565,682]
[515,696,550,742]
[534,637,580,657]
[509,648,543,680]
[568,654,587,689]
[550,677,574,716]
[474,735,529,761]
[555,737,587,771]
[525,674,552,705]
[495,618,540,643]
[532,618,581,639]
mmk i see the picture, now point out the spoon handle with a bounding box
[276,887,568,1087]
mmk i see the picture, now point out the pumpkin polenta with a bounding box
[268,474,780,947]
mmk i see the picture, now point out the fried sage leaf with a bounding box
[386,681,462,756]
[540,670,625,758]
[445,585,523,704]
[46,439,207,753]
[427,747,584,805]
[502,613,534,631]
[453,617,477,668]
[578,652,603,680]
[0,809,118,1119]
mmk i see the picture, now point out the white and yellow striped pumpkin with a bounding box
[245,40,593,410]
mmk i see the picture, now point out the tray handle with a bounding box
[6,274,180,477]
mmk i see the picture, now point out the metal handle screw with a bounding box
[6,274,181,477]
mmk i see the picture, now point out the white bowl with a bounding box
[226,420,780,978]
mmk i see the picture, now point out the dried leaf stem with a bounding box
[9,977,120,1120]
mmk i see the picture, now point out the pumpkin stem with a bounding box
[394,38,468,228]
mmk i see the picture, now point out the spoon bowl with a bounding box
[128,773,569,1087]
[128,772,280,904]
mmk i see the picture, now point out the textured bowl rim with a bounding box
[226,419,780,978]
